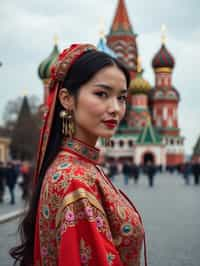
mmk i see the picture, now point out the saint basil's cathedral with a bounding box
[38,0,184,167]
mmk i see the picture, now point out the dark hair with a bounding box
[10,50,130,265]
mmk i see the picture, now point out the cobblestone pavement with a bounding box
[0,172,200,266]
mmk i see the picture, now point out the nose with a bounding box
[108,97,120,114]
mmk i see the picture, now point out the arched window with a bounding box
[110,140,115,147]
[156,117,162,127]
[165,77,168,86]
[158,78,162,86]
[128,140,133,147]
[155,91,163,98]
[119,140,124,147]
[168,91,176,98]
[168,118,173,127]
[163,107,168,120]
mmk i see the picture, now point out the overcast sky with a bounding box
[0,0,200,155]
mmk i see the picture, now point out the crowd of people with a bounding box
[0,160,33,204]
[0,158,199,205]
[103,159,200,187]
[179,161,200,185]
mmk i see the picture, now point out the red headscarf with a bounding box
[34,44,96,186]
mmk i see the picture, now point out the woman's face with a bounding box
[73,65,128,146]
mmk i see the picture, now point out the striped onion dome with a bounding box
[38,44,59,81]
[129,71,151,94]
[152,44,175,69]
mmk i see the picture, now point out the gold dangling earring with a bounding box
[59,110,68,135]
[66,109,75,139]
[59,109,75,139]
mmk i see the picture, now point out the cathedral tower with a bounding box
[38,37,59,105]
[128,58,151,132]
[107,0,138,79]
[150,27,184,165]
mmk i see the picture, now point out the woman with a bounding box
[10,44,147,266]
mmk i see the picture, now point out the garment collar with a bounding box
[61,137,100,164]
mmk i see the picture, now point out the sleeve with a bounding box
[55,181,123,266]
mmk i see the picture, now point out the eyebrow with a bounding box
[94,83,127,94]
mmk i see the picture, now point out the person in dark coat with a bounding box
[108,160,118,181]
[182,162,192,185]
[19,161,34,200]
[0,161,5,203]
[192,161,200,185]
[131,162,140,184]
[145,160,156,187]
[5,161,18,204]
[122,161,132,185]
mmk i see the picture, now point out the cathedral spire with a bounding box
[109,0,135,36]
[107,0,138,79]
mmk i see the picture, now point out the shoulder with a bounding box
[45,152,100,195]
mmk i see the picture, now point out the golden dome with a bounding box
[129,72,151,94]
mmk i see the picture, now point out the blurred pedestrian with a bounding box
[192,161,200,185]
[122,160,132,185]
[182,162,192,185]
[20,161,32,200]
[131,161,140,184]
[108,160,118,181]
[5,161,18,204]
[0,161,5,203]
[145,160,156,187]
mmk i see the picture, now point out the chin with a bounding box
[99,131,116,138]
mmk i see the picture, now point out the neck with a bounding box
[73,132,98,147]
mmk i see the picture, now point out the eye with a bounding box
[95,91,108,98]
[118,95,128,102]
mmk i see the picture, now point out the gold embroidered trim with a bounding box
[56,188,105,227]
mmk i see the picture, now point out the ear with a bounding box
[58,88,75,110]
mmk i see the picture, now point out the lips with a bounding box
[103,120,118,129]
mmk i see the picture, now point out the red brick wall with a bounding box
[166,153,184,166]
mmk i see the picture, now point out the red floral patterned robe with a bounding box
[34,138,146,266]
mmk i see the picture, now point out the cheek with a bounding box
[119,104,126,119]
[78,97,105,117]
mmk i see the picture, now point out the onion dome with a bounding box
[130,72,151,94]
[152,44,175,69]
[129,57,151,94]
[152,25,175,70]
[38,42,59,81]
[97,36,117,58]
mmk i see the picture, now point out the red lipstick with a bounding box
[103,120,118,129]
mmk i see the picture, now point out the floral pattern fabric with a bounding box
[34,138,145,266]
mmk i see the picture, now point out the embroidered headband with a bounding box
[34,44,96,186]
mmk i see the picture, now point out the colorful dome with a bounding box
[38,44,59,80]
[129,71,151,94]
[97,37,116,58]
[152,44,175,69]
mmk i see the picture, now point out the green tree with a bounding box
[10,96,40,161]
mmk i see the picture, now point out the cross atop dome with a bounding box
[161,24,167,45]
[109,0,135,36]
